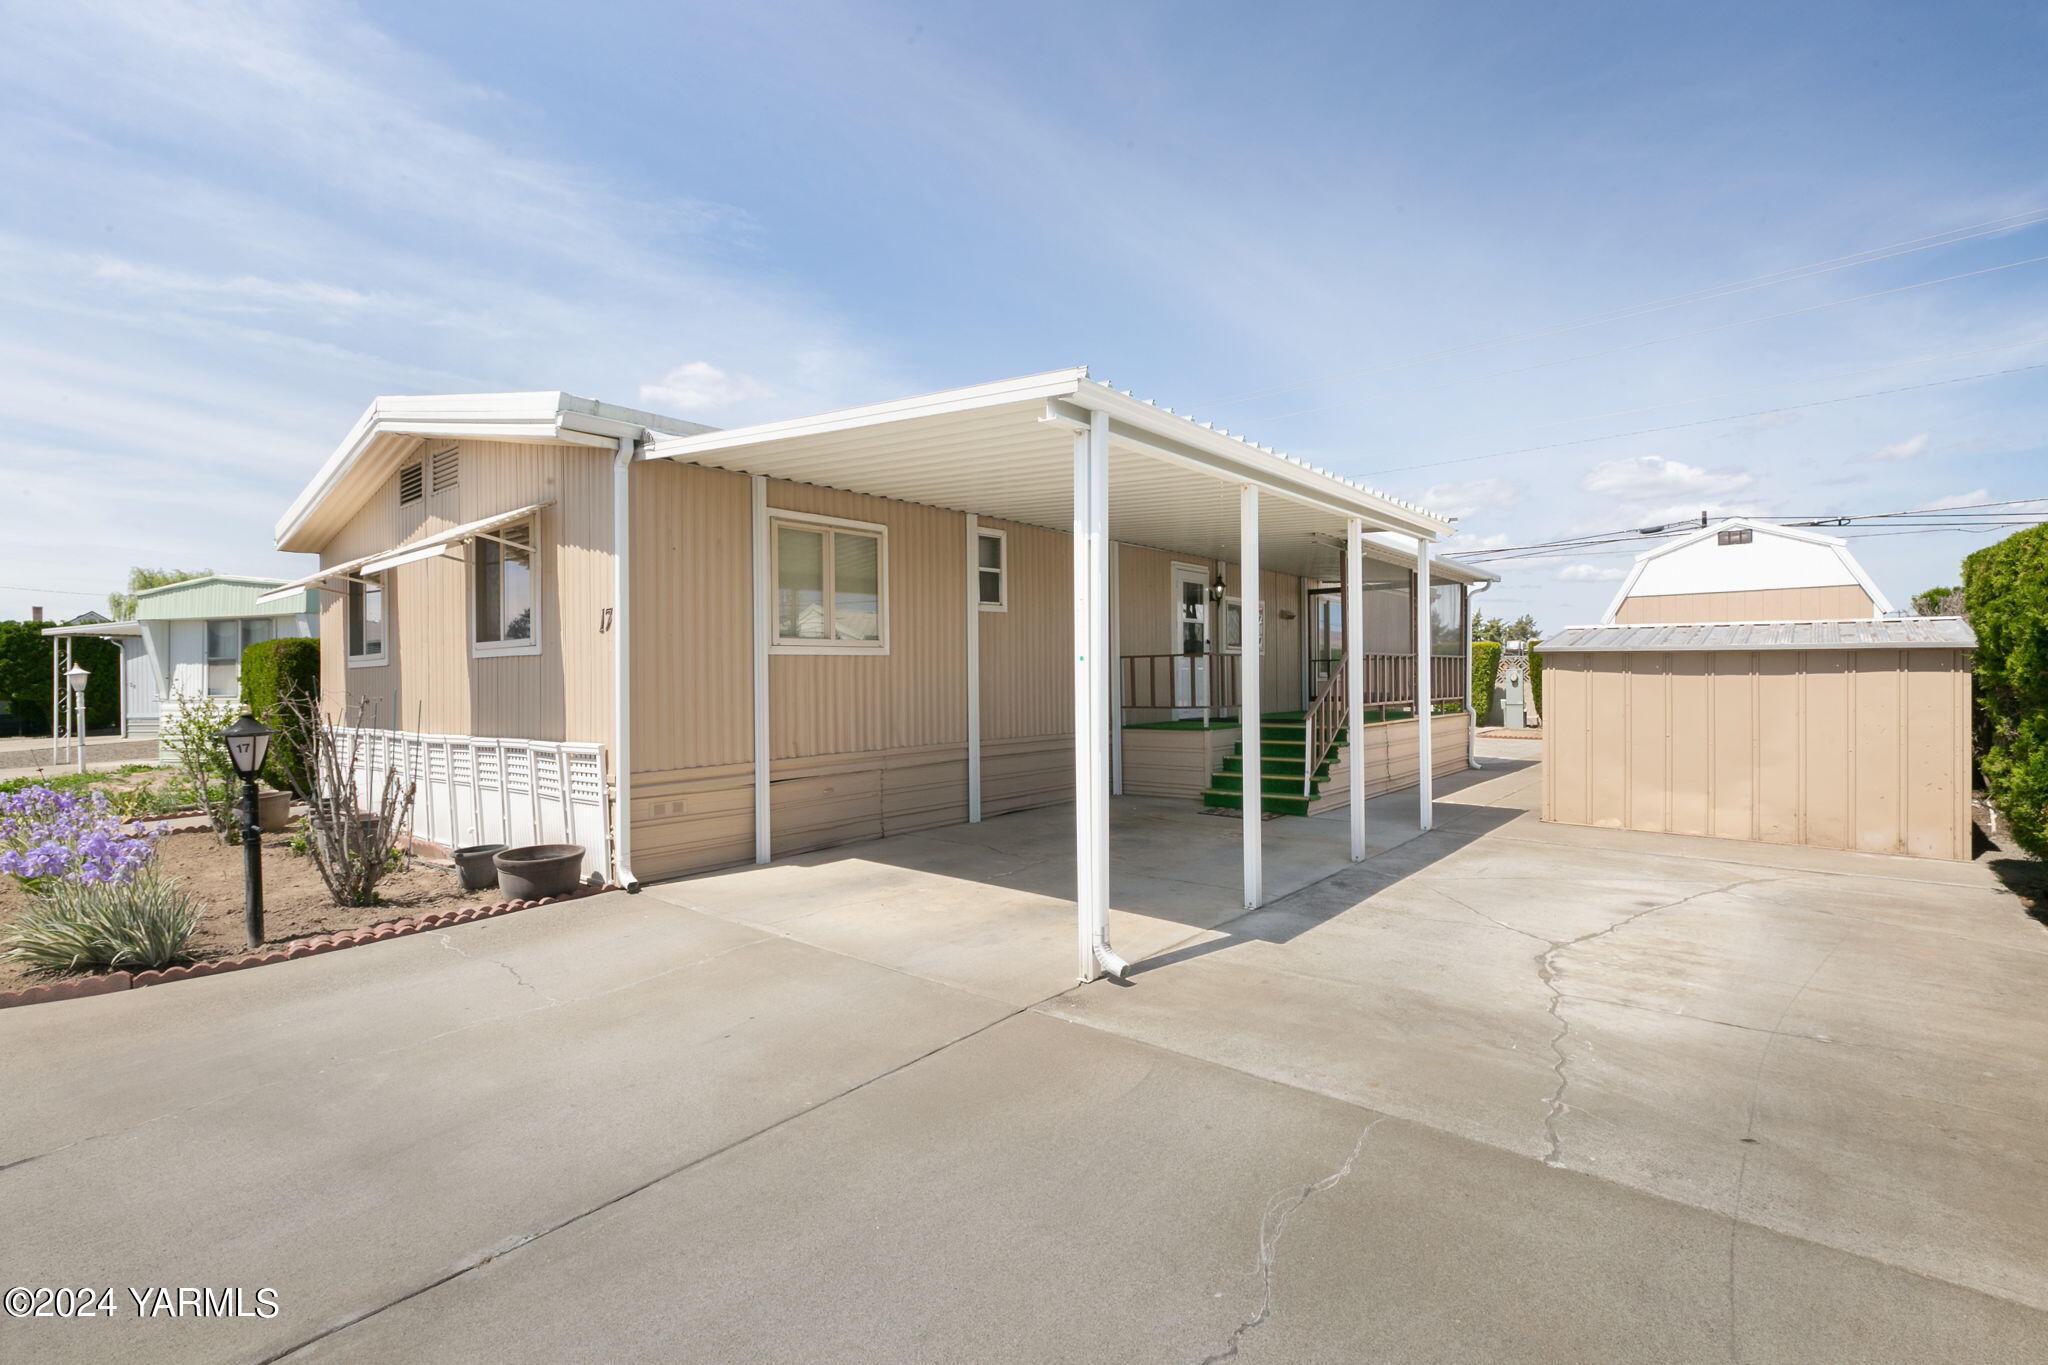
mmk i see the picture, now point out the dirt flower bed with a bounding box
[0,829,503,993]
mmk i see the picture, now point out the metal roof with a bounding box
[1539,617,1976,653]
[132,575,316,621]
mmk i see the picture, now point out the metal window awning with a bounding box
[255,550,386,604]
[360,502,551,574]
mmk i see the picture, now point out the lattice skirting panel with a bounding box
[336,727,612,879]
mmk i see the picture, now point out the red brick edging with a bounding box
[0,882,618,1010]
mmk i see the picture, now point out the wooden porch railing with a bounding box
[1301,657,1348,797]
[1120,652,1241,715]
[1122,651,1466,720]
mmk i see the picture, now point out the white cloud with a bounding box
[1912,489,1991,512]
[1419,477,1524,520]
[1581,455,1755,502]
[640,362,774,413]
[1448,531,1511,552]
[1557,563,1628,582]
[1865,432,1932,463]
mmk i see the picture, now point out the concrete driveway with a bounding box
[4,742,2044,1362]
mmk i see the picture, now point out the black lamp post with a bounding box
[220,713,274,949]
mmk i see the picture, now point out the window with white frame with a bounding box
[347,577,387,664]
[205,618,278,694]
[472,522,539,655]
[771,512,887,651]
[1221,597,1265,654]
[976,528,1007,611]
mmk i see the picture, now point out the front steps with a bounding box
[1201,714,1349,817]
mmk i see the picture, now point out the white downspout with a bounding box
[1465,579,1491,768]
[611,434,642,893]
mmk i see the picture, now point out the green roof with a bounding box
[131,575,317,621]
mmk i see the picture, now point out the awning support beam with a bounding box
[1416,534,1434,832]
[1347,517,1367,861]
[1242,484,1263,909]
[1075,410,1124,982]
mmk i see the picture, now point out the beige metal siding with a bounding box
[629,462,753,773]
[978,518,1071,743]
[1543,649,1971,859]
[1612,584,1875,624]
[319,440,614,745]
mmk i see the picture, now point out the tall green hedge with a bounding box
[1528,648,1544,720]
[1470,641,1502,724]
[241,636,321,793]
[0,621,120,733]
[1964,524,2048,857]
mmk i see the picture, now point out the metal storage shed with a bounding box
[1539,618,1976,861]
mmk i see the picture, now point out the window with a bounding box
[1221,597,1265,654]
[348,577,387,664]
[976,529,1007,611]
[398,461,424,505]
[205,618,278,694]
[1430,582,1465,656]
[771,513,887,652]
[473,522,539,655]
[1718,527,1752,546]
[430,447,459,494]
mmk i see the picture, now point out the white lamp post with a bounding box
[65,663,89,774]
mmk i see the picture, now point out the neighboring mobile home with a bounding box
[1602,518,1893,625]
[270,370,1494,980]
[43,575,318,740]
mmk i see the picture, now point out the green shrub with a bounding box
[1470,641,1502,723]
[5,873,201,974]
[241,636,320,793]
[162,694,243,842]
[1527,648,1544,720]
[1964,524,2048,858]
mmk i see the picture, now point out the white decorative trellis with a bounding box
[337,727,611,879]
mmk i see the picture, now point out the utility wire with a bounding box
[1207,205,2048,408]
[1448,498,2048,561]
[1366,360,2048,477]
[1269,251,2048,423]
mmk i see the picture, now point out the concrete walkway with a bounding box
[3,745,2044,1362]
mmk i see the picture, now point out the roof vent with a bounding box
[397,461,424,505]
[1718,527,1752,546]
[430,447,459,494]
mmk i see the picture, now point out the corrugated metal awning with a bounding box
[1539,618,1977,653]
[359,502,553,575]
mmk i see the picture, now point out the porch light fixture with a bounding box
[65,663,88,774]
[1210,573,1226,604]
[219,712,274,948]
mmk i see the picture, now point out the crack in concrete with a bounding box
[1196,1116,1388,1365]
[436,933,562,1005]
[1532,876,1793,1169]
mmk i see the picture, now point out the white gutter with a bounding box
[611,433,642,893]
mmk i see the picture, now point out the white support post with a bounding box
[966,513,982,823]
[1090,415,1112,968]
[1073,417,1115,980]
[1346,518,1366,861]
[1110,540,1123,797]
[1240,485,1262,910]
[751,474,772,864]
[1415,535,1433,832]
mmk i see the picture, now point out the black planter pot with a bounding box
[493,844,585,901]
[453,843,507,892]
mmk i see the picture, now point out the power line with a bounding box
[1207,205,2048,409]
[1367,360,2048,477]
[1266,250,2048,424]
[1448,498,2048,561]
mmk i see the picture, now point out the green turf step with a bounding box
[1218,756,1331,782]
[1202,789,1316,818]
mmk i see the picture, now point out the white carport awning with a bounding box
[359,501,553,575]
[640,371,1472,581]
[256,550,385,603]
[43,620,142,638]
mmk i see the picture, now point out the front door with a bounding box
[1170,564,1212,718]
[1308,587,1342,695]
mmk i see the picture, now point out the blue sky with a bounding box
[2,0,2044,626]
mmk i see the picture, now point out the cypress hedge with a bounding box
[1528,647,1544,721]
[1964,524,2048,858]
[0,621,120,733]
[1470,641,1502,724]
[241,636,321,793]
